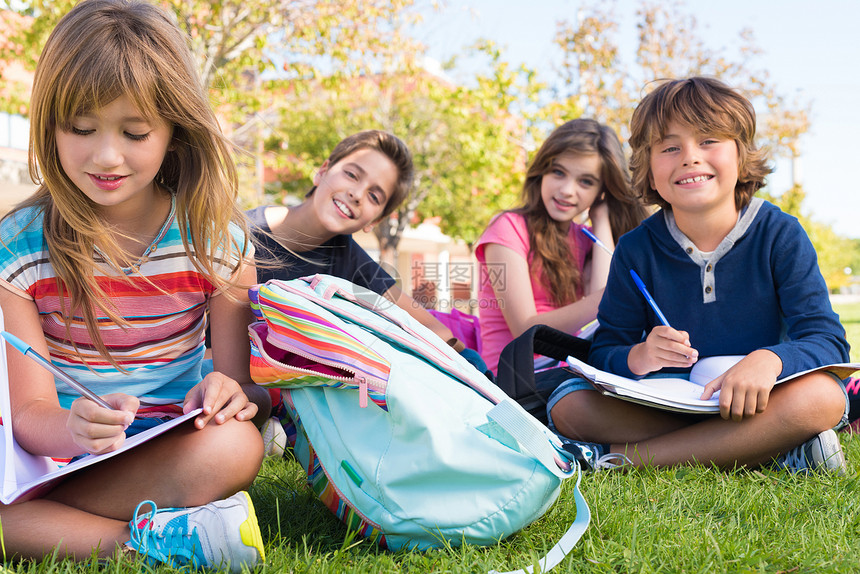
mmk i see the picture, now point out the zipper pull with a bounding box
[358,376,368,408]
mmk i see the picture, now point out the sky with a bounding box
[414,0,860,238]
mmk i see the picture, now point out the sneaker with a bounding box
[261,416,287,458]
[558,437,630,471]
[127,491,265,572]
[775,429,847,476]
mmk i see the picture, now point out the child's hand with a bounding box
[66,394,136,455]
[588,198,610,229]
[183,371,259,429]
[700,349,782,421]
[628,326,698,376]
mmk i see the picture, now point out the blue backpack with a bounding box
[248,275,590,573]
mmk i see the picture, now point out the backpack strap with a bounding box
[488,462,590,574]
[488,326,594,574]
[495,325,591,423]
[484,399,591,574]
[499,325,591,378]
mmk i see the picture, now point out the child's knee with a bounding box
[820,373,850,426]
[781,372,847,428]
[194,420,264,476]
[549,390,602,440]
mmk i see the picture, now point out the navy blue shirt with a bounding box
[247,206,396,296]
[589,198,849,380]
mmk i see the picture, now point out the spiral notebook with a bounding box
[565,355,860,414]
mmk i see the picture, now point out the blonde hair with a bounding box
[629,76,772,210]
[516,118,648,306]
[14,0,249,366]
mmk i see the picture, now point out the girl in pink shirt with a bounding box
[475,119,647,373]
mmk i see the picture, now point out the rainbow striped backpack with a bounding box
[248,275,589,574]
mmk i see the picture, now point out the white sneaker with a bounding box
[775,429,847,476]
[261,416,287,458]
[127,491,265,572]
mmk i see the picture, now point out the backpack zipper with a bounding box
[249,322,384,409]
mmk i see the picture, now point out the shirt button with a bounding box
[705,286,712,294]
[686,247,693,254]
[706,264,712,272]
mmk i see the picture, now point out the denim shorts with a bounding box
[545,376,594,434]
[827,371,850,431]
[546,371,851,433]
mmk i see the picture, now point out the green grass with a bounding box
[6,303,860,573]
[833,300,860,363]
[244,451,860,573]
[14,449,860,574]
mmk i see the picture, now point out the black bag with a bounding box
[495,325,591,424]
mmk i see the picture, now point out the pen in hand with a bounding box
[580,227,614,256]
[1,331,114,410]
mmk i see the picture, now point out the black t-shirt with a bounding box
[246,205,397,295]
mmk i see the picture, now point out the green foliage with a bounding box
[0,0,421,98]
[262,40,547,259]
[411,41,550,246]
[847,239,860,278]
[833,301,860,363]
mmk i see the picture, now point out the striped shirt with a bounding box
[0,205,247,408]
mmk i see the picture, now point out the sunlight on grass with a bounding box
[833,301,860,362]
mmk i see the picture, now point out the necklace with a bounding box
[94,193,177,276]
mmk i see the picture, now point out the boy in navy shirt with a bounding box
[548,77,850,473]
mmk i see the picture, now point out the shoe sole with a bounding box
[238,492,266,563]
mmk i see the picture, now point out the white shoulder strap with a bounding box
[488,463,590,574]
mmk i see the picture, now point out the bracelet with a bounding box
[446,337,466,353]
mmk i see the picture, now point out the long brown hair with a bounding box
[14,0,249,367]
[516,118,647,306]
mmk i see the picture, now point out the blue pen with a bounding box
[629,269,671,327]
[580,227,613,255]
[1,331,114,410]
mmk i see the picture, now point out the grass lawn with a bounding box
[6,303,860,573]
[833,300,860,363]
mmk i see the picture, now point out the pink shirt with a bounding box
[474,211,591,374]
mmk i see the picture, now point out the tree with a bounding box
[553,0,810,160]
[261,41,540,265]
[0,0,422,207]
[0,0,420,113]
[552,0,859,290]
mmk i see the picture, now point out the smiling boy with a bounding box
[249,130,486,366]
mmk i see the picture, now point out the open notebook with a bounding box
[0,308,200,504]
[565,355,860,414]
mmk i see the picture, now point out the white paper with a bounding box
[0,307,201,504]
